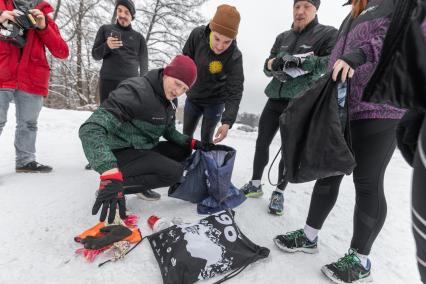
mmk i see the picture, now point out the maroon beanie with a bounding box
[164,55,197,88]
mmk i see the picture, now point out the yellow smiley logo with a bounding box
[209,61,223,74]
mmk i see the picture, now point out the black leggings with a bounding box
[99,79,121,103]
[306,119,398,255]
[113,142,191,194]
[252,99,289,186]
[413,117,426,283]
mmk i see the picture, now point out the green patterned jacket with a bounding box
[79,69,189,174]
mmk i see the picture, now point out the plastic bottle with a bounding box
[147,215,174,232]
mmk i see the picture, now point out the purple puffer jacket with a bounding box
[329,0,405,121]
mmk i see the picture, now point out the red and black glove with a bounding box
[92,172,127,223]
[190,138,216,152]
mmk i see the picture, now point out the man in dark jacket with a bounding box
[92,0,148,103]
[79,55,210,223]
[240,0,338,216]
[182,4,244,144]
[0,0,69,173]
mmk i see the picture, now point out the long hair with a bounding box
[352,0,368,17]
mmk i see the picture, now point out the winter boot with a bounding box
[268,190,284,215]
[321,249,372,283]
[136,189,161,201]
[241,181,263,198]
[16,161,52,173]
[274,229,318,253]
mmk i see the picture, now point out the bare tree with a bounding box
[45,0,209,109]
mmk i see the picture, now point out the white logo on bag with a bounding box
[215,213,237,242]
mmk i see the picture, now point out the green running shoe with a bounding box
[240,181,263,198]
[274,229,318,253]
[321,249,372,283]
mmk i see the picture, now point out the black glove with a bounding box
[271,57,284,71]
[92,172,127,223]
[396,110,425,166]
[281,54,302,69]
[81,225,132,250]
[191,139,216,152]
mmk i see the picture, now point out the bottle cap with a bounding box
[147,215,160,230]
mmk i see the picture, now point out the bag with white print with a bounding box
[147,210,270,284]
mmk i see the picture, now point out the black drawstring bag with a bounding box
[363,0,426,110]
[280,74,356,183]
[147,210,270,284]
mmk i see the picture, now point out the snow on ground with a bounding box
[0,106,421,284]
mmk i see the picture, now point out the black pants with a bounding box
[113,142,191,194]
[306,119,398,255]
[413,117,426,283]
[183,99,225,142]
[99,79,121,103]
[252,99,289,187]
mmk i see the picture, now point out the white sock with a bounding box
[250,180,261,187]
[356,252,370,269]
[303,224,319,242]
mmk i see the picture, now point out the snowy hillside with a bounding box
[0,106,421,284]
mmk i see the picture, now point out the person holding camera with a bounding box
[240,0,337,216]
[0,0,69,173]
[79,55,215,224]
[92,0,148,104]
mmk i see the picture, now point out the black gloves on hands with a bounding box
[93,172,127,224]
[191,139,217,152]
[271,55,302,71]
[396,110,425,166]
[81,225,132,250]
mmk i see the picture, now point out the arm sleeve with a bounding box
[92,26,111,60]
[139,35,148,76]
[79,108,122,174]
[182,29,196,58]
[264,34,282,77]
[221,55,244,127]
[163,122,191,147]
[36,16,69,59]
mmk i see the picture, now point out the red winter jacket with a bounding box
[0,1,69,96]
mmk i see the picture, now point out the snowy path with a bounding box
[0,106,420,283]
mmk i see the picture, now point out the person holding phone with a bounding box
[92,0,148,103]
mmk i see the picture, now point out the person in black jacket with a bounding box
[79,55,213,223]
[92,0,148,103]
[240,0,338,217]
[182,4,244,144]
[89,0,149,179]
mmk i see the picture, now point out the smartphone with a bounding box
[110,30,121,41]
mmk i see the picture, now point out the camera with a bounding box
[0,0,40,48]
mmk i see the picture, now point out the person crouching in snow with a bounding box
[79,55,211,223]
[182,4,244,144]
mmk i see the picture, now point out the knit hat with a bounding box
[209,4,240,39]
[164,55,197,88]
[115,0,136,19]
[294,0,321,10]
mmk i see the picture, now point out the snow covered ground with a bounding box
[0,106,421,283]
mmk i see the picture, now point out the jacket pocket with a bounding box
[0,43,12,81]
[29,54,50,87]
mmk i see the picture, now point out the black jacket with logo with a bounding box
[92,23,148,81]
[183,25,244,127]
[79,69,189,174]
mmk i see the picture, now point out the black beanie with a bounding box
[115,0,136,19]
[294,0,321,10]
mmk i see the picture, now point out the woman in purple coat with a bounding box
[273,0,405,283]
